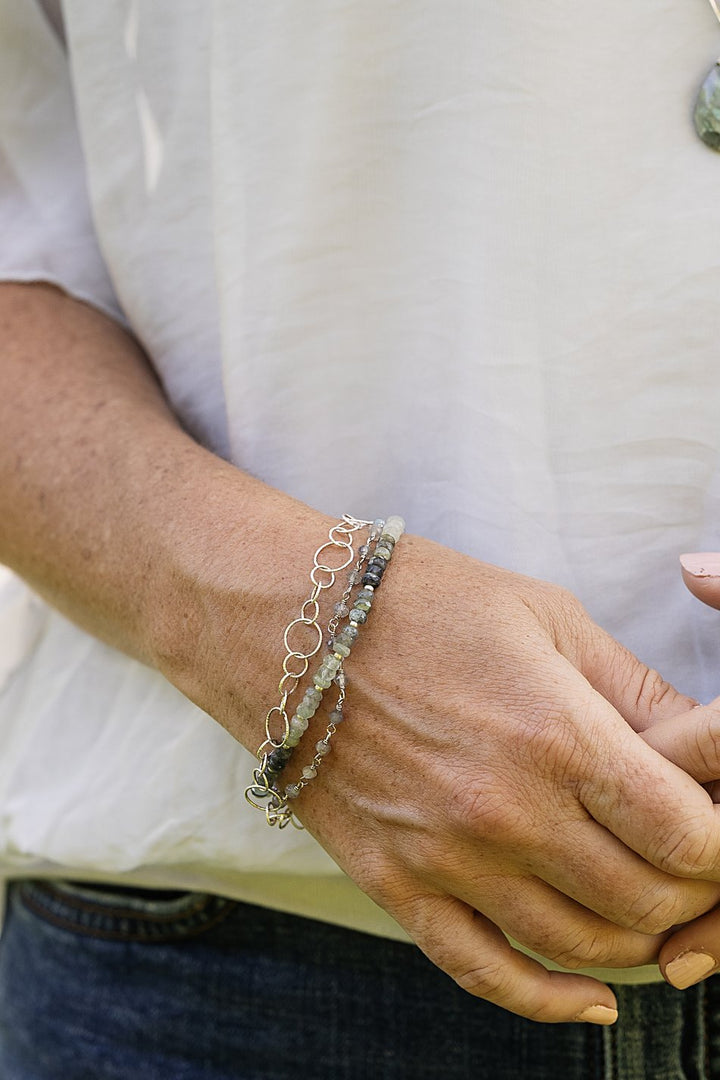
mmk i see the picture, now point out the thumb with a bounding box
[680,553,720,611]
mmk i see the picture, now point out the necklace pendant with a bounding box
[694,60,720,150]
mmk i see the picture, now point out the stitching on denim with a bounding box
[26,881,210,922]
[18,885,238,943]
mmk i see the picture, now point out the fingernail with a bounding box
[680,553,720,578]
[574,1004,618,1025]
[665,950,717,989]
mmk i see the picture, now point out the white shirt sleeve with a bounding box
[0,0,126,325]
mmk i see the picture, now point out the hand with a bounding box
[641,554,720,990]
[160,532,720,1024]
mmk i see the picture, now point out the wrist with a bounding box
[145,456,336,751]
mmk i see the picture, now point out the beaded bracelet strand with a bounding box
[279,516,405,817]
[245,515,379,826]
[244,514,405,828]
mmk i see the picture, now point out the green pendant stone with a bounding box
[694,61,720,151]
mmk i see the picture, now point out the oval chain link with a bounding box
[252,516,373,770]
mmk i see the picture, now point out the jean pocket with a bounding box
[14,879,236,943]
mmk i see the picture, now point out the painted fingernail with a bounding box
[665,950,717,989]
[680,553,720,578]
[574,1004,618,1025]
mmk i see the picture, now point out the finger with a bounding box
[680,553,720,610]
[393,892,618,1024]
[569,621,697,731]
[441,866,668,971]
[517,813,720,936]
[545,671,720,883]
[641,699,720,784]
[660,907,720,989]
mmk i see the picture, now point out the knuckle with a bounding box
[453,958,512,1000]
[523,710,591,788]
[446,775,525,843]
[622,885,685,935]
[630,666,675,721]
[544,930,613,971]
[651,818,719,878]
[693,715,720,777]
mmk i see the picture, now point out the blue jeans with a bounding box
[0,879,716,1079]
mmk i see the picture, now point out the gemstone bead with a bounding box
[367,555,387,571]
[302,765,318,780]
[314,673,333,689]
[334,601,349,617]
[384,516,406,542]
[354,599,372,612]
[695,62,720,150]
[267,747,292,772]
[342,624,359,640]
[316,740,331,756]
[358,544,370,557]
[332,641,351,658]
[374,546,393,562]
[357,587,375,602]
[289,715,308,737]
[297,700,318,720]
[329,709,344,725]
[285,783,301,799]
[349,607,368,624]
[361,572,382,588]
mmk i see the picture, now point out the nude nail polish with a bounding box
[679,553,720,578]
[665,950,717,989]
[574,1004,618,1025]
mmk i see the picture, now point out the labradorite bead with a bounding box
[296,700,318,720]
[316,740,331,756]
[302,764,317,780]
[304,687,323,705]
[379,534,396,549]
[267,748,291,772]
[349,607,368,624]
[384,516,405,541]
[333,641,351,658]
[357,588,374,602]
[695,63,720,151]
[374,546,393,562]
[354,599,372,612]
[329,709,344,725]
[342,624,359,640]
[290,715,308,735]
[314,673,333,689]
[333,631,354,648]
[361,572,382,588]
[367,555,387,571]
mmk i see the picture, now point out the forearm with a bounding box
[0,282,331,746]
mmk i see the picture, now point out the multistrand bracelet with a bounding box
[245,513,405,828]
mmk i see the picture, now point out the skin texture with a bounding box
[2,282,720,1024]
